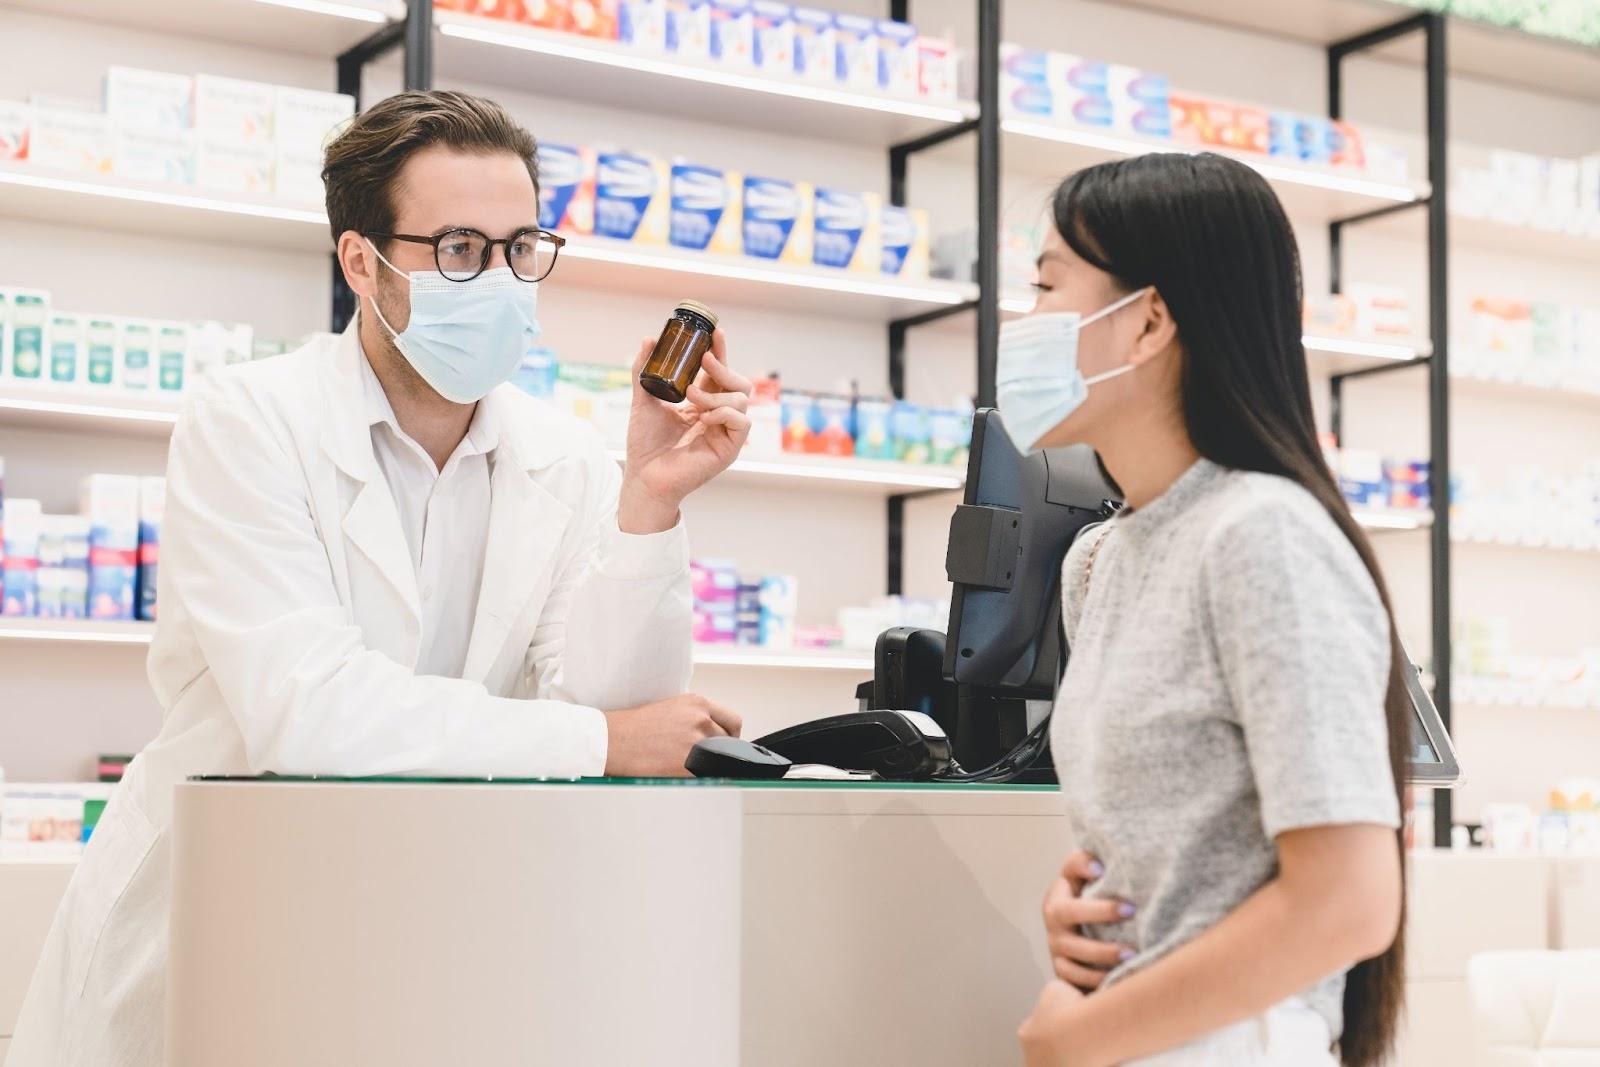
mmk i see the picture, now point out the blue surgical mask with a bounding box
[365,239,541,405]
[995,287,1152,452]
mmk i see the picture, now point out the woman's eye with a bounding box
[1031,282,1052,293]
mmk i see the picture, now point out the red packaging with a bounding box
[1329,120,1366,169]
[570,0,619,37]
[521,0,574,29]
[1231,106,1270,154]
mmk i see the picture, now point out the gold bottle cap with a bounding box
[675,299,719,328]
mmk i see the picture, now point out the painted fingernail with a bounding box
[1088,860,1105,879]
[1119,949,1135,963]
[1117,902,1137,919]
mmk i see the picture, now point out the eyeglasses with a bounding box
[365,226,566,283]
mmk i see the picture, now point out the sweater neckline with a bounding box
[1111,457,1223,536]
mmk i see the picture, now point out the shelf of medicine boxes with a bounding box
[0,161,979,320]
[0,617,879,670]
[1347,508,1600,556]
[1453,676,1600,713]
[1352,200,1600,264]
[0,385,964,492]
[3,0,406,57]
[996,292,1435,375]
[429,10,980,147]
[928,118,1430,220]
[1105,0,1600,104]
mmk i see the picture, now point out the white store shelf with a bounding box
[432,11,978,146]
[1354,507,1432,531]
[0,161,330,253]
[692,646,874,671]
[552,235,978,319]
[0,619,154,645]
[0,387,183,437]
[1455,676,1600,713]
[4,0,403,55]
[1118,0,1600,103]
[606,449,963,494]
[1451,366,1600,406]
[979,119,1430,220]
[0,163,975,319]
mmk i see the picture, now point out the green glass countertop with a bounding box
[190,774,1055,793]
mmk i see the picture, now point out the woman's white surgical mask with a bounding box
[365,238,541,405]
[995,287,1152,452]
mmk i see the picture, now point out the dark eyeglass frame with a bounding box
[365,226,566,283]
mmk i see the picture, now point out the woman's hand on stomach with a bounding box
[1043,849,1138,991]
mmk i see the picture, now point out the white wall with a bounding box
[0,1,1595,818]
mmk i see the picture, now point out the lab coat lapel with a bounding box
[462,442,570,685]
[319,327,423,629]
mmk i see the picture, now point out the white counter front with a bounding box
[166,779,1071,1067]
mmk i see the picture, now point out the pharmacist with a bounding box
[10,89,753,1067]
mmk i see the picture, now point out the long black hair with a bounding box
[1052,152,1408,1067]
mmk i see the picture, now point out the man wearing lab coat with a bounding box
[11,90,751,1066]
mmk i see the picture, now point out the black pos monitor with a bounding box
[941,409,1460,787]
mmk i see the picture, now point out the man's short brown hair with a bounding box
[321,89,539,242]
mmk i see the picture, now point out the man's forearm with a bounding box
[1053,878,1377,1067]
[617,474,680,535]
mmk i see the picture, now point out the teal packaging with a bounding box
[891,400,931,464]
[853,397,895,459]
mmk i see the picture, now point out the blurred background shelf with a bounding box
[1,0,404,56]
[432,10,978,147]
[0,387,183,437]
[691,646,874,671]
[0,619,155,645]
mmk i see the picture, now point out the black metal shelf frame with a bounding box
[1327,13,1453,848]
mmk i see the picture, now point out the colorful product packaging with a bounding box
[1,498,42,617]
[28,105,111,174]
[1049,53,1112,128]
[103,67,194,132]
[741,176,814,263]
[193,74,275,144]
[1293,114,1330,164]
[110,126,196,186]
[833,13,879,89]
[82,474,141,621]
[751,1,794,74]
[891,400,930,463]
[1336,448,1386,509]
[665,0,712,59]
[917,37,959,102]
[813,188,881,272]
[520,0,574,30]
[669,162,743,254]
[759,575,797,648]
[118,320,156,392]
[137,477,164,622]
[157,323,189,396]
[792,6,836,83]
[594,149,670,243]
[570,0,619,38]
[0,101,31,160]
[709,0,755,66]
[5,290,50,385]
[746,376,783,454]
[999,45,1052,117]
[511,347,559,399]
[811,394,853,456]
[1327,120,1365,169]
[83,317,119,390]
[929,406,972,466]
[619,0,668,50]
[780,389,816,452]
[880,205,929,278]
[47,313,84,387]
[537,143,597,234]
[0,290,7,380]
[1107,65,1168,138]
[690,558,739,606]
[692,606,737,644]
[876,19,918,96]
[853,397,895,460]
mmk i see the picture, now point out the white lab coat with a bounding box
[8,325,694,1066]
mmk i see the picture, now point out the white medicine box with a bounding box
[104,67,194,132]
[193,74,276,145]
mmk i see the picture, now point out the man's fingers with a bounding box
[686,381,750,412]
[701,407,752,437]
[631,337,655,376]
[1061,849,1105,894]
[1048,932,1131,970]
[1051,957,1108,991]
[700,350,752,395]
[702,699,743,737]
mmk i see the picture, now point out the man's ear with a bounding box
[1128,289,1177,367]
[337,231,377,301]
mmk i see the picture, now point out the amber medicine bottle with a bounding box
[640,300,719,403]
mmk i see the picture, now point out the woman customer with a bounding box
[1006,153,1408,1067]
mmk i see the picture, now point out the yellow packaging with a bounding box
[880,205,929,278]
[740,176,813,266]
[813,188,881,274]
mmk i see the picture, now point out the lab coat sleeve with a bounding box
[164,379,609,778]
[517,452,694,710]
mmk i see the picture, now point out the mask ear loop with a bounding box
[362,237,408,343]
[1079,286,1155,387]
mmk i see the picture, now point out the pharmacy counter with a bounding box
[166,777,1071,1067]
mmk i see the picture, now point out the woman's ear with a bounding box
[1128,289,1178,367]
